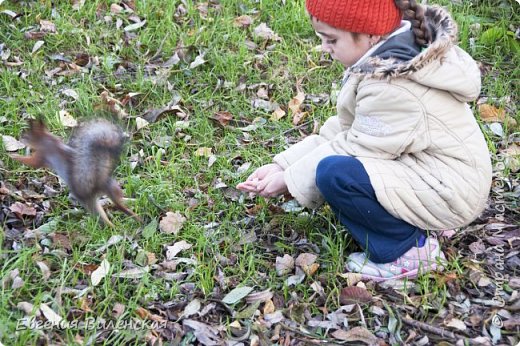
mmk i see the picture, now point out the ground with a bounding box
[0,0,519,345]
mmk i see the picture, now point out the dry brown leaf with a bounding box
[142,105,187,123]
[52,233,72,251]
[9,202,37,218]
[292,111,308,126]
[234,15,253,28]
[288,91,305,114]
[295,253,317,267]
[159,211,186,234]
[212,111,234,127]
[339,286,372,305]
[253,23,281,41]
[331,326,379,344]
[263,299,275,315]
[24,32,46,40]
[39,20,56,33]
[271,107,286,121]
[99,91,128,118]
[110,3,124,14]
[479,104,517,126]
[302,263,320,276]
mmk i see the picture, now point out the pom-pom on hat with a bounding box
[306,0,402,36]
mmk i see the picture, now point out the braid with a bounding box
[394,0,432,46]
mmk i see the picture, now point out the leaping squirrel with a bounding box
[10,118,140,227]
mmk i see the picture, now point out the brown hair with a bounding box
[394,0,432,46]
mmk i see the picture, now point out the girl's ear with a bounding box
[368,35,382,46]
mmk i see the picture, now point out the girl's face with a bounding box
[311,17,376,67]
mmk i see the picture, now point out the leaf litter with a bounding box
[1,0,519,345]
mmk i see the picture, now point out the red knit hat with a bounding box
[306,0,402,36]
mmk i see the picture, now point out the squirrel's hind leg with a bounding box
[106,179,142,223]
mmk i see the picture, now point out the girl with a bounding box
[237,0,492,281]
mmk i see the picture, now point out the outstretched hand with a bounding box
[236,163,289,197]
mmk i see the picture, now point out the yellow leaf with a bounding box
[479,104,517,126]
[288,91,305,114]
[195,147,213,157]
[271,107,286,121]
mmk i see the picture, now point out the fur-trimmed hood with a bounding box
[352,5,481,102]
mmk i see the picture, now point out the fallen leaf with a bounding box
[479,104,517,126]
[233,15,253,28]
[2,135,25,151]
[295,253,317,267]
[276,254,295,276]
[212,111,234,127]
[32,40,45,54]
[165,240,192,260]
[124,20,146,32]
[112,303,125,318]
[182,299,201,318]
[159,211,186,234]
[110,3,124,14]
[445,317,467,331]
[72,0,85,10]
[331,326,379,344]
[183,319,221,345]
[271,107,286,121]
[141,105,186,123]
[245,289,273,304]
[61,88,79,100]
[17,302,40,316]
[112,266,150,279]
[222,286,254,305]
[9,202,37,218]
[39,20,56,33]
[339,286,372,305]
[292,111,308,126]
[263,299,275,314]
[59,110,77,127]
[195,147,213,157]
[24,32,46,40]
[136,116,149,130]
[91,259,110,286]
[253,23,281,41]
[40,303,63,325]
[36,261,51,281]
[99,91,128,118]
[288,91,305,114]
[189,53,206,69]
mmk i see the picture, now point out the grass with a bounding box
[0,0,519,345]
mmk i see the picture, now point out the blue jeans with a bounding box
[315,156,425,263]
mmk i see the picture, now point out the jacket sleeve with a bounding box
[282,81,429,209]
[273,115,343,169]
[341,81,430,159]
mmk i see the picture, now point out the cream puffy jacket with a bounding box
[274,6,492,230]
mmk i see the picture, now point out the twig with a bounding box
[402,317,460,341]
[281,120,314,136]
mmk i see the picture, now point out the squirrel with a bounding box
[10,118,140,227]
